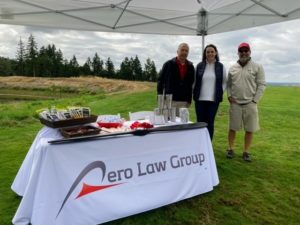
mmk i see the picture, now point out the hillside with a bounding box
[0,76,156,94]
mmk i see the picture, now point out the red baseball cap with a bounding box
[238,42,250,50]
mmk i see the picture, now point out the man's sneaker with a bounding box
[226,149,235,159]
[243,152,252,162]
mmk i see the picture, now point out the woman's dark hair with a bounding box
[202,44,219,62]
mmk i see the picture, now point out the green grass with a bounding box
[0,86,299,225]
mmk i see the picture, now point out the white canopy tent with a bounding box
[1,0,300,35]
[1,0,300,53]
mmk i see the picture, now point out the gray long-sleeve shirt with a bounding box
[227,60,266,104]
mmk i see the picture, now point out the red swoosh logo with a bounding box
[76,182,123,199]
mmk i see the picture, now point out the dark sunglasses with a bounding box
[239,49,249,53]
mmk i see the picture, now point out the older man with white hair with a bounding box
[157,43,195,115]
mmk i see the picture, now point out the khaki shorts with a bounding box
[229,102,260,132]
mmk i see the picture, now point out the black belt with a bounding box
[238,102,251,105]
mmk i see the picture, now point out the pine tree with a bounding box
[81,57,92,75]
[119,57,133,80]
[105,57,115,77]
[144,58,158,81]
[54,49,64,76]
[16,37,25,75]
[150,60,158,81]
[25,34,38,76]
[70,55,79,67]
[129,57,135,80]
[0,57,14,76]
[92,53,103,76]
[82,57,92,75]
[69,55,79,76]
[36,46,51,76]
[61,59,70,77]
[132,55,143,81]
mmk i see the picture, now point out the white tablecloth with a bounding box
[12,126,219,225]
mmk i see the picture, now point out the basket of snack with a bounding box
[59,125,100,138]
[38,106,97,128]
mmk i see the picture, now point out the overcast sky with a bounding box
[1,19,300,83]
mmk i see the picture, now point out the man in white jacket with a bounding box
[226,42,266,162]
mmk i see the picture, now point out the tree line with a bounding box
[0,34,158,82]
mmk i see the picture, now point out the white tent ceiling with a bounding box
[0,0,300,35]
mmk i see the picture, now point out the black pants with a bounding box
[195,101,220,140]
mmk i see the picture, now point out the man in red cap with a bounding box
[226,42,266,162]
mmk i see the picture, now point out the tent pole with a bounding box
[197,8,207,55]
[202,34,205,54]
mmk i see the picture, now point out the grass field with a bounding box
[0,85,299,225]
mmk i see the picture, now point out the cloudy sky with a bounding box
[1,19,300,83]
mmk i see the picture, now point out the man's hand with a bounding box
[228,96,237,104]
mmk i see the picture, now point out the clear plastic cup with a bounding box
[179,108,189,123]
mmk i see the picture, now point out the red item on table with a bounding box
[97,122,123,128]
[130,121,154,130]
